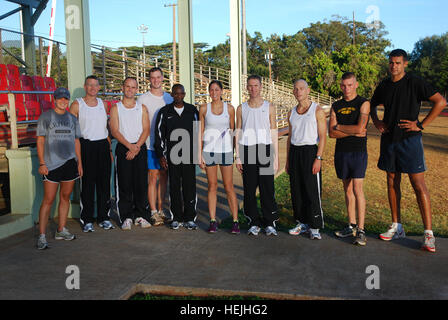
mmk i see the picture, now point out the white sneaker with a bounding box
[289,223,309,236]
[121,218,132,231]
[379,223,405,241]
[309,228,322,240]
[265,226,278,236]
[421,232,436,253]
[135,217,151,229]
[248,226,261,236]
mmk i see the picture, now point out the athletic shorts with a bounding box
[202,152,233,167]
[147,150,161,170]
[43,158,79,183]
[334,151,368,180]
[378,134,426,174]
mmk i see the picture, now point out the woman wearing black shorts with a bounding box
[36,87,83,250]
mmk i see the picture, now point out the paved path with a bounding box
[0,136,447,300]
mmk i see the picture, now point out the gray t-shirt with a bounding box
[37,109,81,171]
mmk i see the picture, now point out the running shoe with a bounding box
[353,229,367,246]
[248,225,261,236]
[121,218,132,231]
[379,223,405,241]
[171,221,181,230]
[37,234,49,250]
[265,226,278,236]
[55,227,76,241]
[98,220,114,230]
[309,228,322,240]
[136,217,151,229]
[231,222,240,234]
[151,211,165,226]
[421,232,436,253]
[289,223,309,236]
[208,221,218,233]
[185,221,198,230]
[335,225,356,238]
[82,223,94,233]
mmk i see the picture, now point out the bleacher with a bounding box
[0,64,57,147]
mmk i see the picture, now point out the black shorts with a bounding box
[334,151,368,180]
[43,158,79,183]
[378,134,426,173]
[203,152,234,167]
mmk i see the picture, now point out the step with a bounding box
[0,214,33,240]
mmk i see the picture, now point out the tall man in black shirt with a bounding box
[329,72,370,246]
[370,49,446,253]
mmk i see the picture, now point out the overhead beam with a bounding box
[31,0,49,25]
[0,7,23,21]
[6,0,41,9]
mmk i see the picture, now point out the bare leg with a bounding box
[353,178,366,230]
[387,172,402,223]
[342,179,356,225]
[220,165,239,221]
[158,169,168,211]
[38,181,59,235]
[205,165,218,220]
[408,172,432,230]
[57,180,75,232]
[148,169,159,212]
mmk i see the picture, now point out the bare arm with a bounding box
[269,103,279,174]
[69,100,79,118]
[75,138,83,177]
[285,110,292,174]
[399,93,447,131]
[336,101,370,135]
[198,104,207,169]
[37,136,48,175]
[235,105,243,173]
[135,103,150,149]
[313,106,327,175]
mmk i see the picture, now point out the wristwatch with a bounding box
[416,121,424,131]
[316,156,323,160]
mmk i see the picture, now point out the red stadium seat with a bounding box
[43,77,56,109]
[0,64,8,122]
[6,65,27,121]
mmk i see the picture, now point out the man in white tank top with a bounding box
[109,77,151,230]
[70,75,113,232]
[286,79,327,240]
[137,67,173,226]
[235,75,279,236]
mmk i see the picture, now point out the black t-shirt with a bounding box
[370,73,437,142]
[332,95,368,153]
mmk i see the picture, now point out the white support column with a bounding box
[178,0,195,104]
[230,0,242,108]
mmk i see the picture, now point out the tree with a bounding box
[410,33,448,95]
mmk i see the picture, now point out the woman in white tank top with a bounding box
[199,80,240,234]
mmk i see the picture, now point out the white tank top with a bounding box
[289,102,319,146]
[117,101,143,144]
[239,100,272,146]
[77,97,108,141]
[203,102,232,153]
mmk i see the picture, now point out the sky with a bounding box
[0,0,447,53]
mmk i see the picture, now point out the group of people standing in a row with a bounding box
[36,49,446,253]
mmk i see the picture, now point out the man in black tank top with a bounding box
[329,72,370,246]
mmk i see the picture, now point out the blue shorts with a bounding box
[378,134,426,173]
[203,152,233,167]
[334,151,368,180]
[147,150,161,170]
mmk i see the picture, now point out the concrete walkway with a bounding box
[0,136,447,300]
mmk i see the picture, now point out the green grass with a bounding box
[220,170,448,238]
